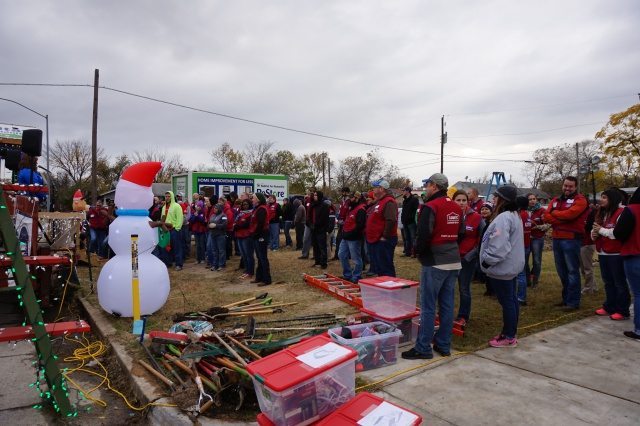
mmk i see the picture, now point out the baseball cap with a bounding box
[404,186,412,192]
[422,173,448,189]
[371,178,390,189]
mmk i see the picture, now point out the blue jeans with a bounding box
[493,277,519,339]
[206,233,214,266]
[284,221,293,247]
[369,237,397,277]
[89,228,107,258]
[210,234,226,268]
[254,237,272,284]
[169,229,184,267]
[623,256,640,334]
[600,255,630,316]
[269,223,280,250]
[182,227,191,257]
[338,239,363,282]
[552,239,582,308]
[528,238,544,280]
[517,246,532,302]
[415,266,457,355]
[457,257,476,320]
[194,232,206,263]
[238,237,255,275]
[402,223,416,255]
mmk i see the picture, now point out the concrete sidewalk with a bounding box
[360,315,640,425]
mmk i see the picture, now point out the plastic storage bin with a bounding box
[247,335,357,426]
[358,276,419,317]
[328,322,403,371]
[315,391,423,425]
[360,307,420,346]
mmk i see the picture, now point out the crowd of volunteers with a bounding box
[86,174,640,355]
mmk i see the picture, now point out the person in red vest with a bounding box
[591,189,629,320]
[466,187,485,214]
[612,187,640,340]
[365,179,398,277]
[527,193,548,288]
[452,190,484,327]
[338,192,366,283]
[515,196,533,306]
[87,199,110,259]
[333,186,351,260]
[402,173,462,360]
[234,199,255,281]
[267,194,282,251]
[250,193,271,286]
[543,176,589,310]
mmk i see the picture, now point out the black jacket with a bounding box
[311,191,330,234]
[401,194,419,225]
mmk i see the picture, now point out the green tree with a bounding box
[595,103,640,158]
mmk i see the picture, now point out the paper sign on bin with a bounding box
[296,342,352,369]
[357,401,419,426]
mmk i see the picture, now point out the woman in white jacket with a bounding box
[480,185,525,348]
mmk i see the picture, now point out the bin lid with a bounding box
[361,307,420,321]
[358,276,419,289]
[315,392,422,425]
[246,335,357,392]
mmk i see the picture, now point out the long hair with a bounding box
[595,189,623,223]
[490,196,518,221]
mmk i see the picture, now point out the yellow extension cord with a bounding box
[62,334,176,411]
[356,310,583,391]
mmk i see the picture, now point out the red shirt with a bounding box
[520,210,532,248]
[458,209,482,256]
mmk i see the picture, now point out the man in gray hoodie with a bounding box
[480,185,525,348]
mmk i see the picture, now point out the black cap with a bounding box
[494,185,518,203]
[404,186,412,192]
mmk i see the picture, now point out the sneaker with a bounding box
[623,331,640,340]
[489,335,518,348]
[595,308,610,316]
[432,345,451,357]
[210,267,216,271]
[401,348,433,360]
[217,267,226,272]
[610,313,629,321]
[455,318,467,328]
[175,266,183,271]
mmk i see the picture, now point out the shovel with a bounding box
[222,292,269,309]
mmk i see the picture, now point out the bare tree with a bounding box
[131,149,187,182]
[210,142,245,172]
[244,141,275,173]
[50,139,104,186]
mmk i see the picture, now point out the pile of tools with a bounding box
[138,292,345,419]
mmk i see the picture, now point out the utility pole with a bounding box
[321,152,326,191]
[91,69,99,205]
[440,115,447,174]
[575,142,580,193]
[327,155,331,193]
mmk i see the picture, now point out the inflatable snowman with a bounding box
[97,162,170,317]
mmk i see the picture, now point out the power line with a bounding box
[449,121,603,139]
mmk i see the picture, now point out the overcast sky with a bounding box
[1,0,638,188]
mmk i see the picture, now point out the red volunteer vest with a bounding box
[88,207,109,229]
[520,210,532,248]
[234,211,253,238]
[365,195,397,243]
[426,196,462,246]
[621,205,640,256]
[343,204,366,233]
[458,210,481,256]
[530,208,546,239]
[249,205,270,234]
[549,194,590,238]
[596,208,623,254]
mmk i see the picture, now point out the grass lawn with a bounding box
[79,236,604,354]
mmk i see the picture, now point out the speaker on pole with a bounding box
[21,129,43,157]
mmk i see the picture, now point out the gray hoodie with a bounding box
[480,211,525,280]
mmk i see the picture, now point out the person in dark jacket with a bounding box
[338,192,366,282]
[282,197,295,248]
[310,191,330,269]
[293,199,306,250]
[251,193,272,286]
[401,187,419,257]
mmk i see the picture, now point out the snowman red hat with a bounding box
[114,162,162,210]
